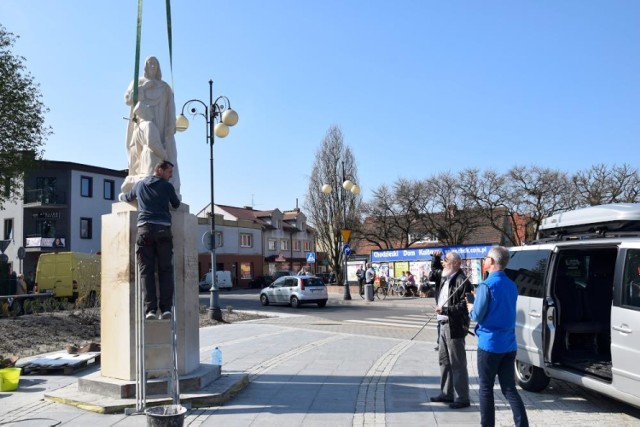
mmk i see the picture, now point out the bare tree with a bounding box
[572,164,640,206]
[507,165,575,241]
[360,179,428,249]
[304,126,360,284]
[417,171,481,245]
[458,168,522,245]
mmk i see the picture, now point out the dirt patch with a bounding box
[0,306,265,362]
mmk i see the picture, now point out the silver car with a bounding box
[260,275,328,308]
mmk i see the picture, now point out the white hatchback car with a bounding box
[260,275,328,308]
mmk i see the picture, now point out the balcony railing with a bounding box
[24,189,67,205]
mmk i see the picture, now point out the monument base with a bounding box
[78,363,220,398]
[100,202,200,381]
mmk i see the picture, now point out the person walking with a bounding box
[356,265,366,297]
[120,160,181,320]
[467,246,529,426]
[430,250,473,409]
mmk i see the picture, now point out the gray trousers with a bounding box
[438,322,470,402]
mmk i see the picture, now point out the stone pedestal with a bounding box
[99,201,200,380]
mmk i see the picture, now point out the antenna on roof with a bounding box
[251,194,262,209]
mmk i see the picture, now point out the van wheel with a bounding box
[290,296,300,308]
[317,301,327,308]
[515,360,550,392]
[260,294,269,306]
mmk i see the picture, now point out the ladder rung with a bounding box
[146,367,172,374]
[144,343,172,349]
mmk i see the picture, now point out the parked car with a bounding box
[248,275,274,289]
[272,270,298,280]
[509,203,640,409]
[316,272,336,285]
[260,275,328,308]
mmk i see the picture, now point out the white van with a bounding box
[509,203,640,408]
[198,271,232,292]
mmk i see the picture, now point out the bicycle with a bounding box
[374,281,390,300]
[388,278,406,297]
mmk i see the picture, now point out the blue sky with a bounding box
[2,1,639,214]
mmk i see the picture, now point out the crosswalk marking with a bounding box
[345,315,439,329]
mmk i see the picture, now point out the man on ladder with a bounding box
[120,160,181,319]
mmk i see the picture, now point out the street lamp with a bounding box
[176,80,238,320]
[321,160,360,300]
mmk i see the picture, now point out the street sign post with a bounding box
[306,252,316,263]
[343,244,351,256]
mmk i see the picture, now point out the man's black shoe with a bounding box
[449,401,471,409]
[430,395,454,403]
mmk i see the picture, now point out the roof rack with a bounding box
[537,203,640,240]
[530,230,640,244]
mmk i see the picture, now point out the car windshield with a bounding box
[302,277,325,287]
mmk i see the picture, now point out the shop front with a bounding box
[370,244,493,286]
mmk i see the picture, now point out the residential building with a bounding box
[0,160,126,276]
[195,204,316,288]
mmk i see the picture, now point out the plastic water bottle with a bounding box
[211,347,222,366]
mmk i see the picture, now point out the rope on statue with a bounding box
[131,0,143,105]
[131,0,175,104]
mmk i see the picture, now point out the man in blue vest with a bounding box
[467,246,529,427]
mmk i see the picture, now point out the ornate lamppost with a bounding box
[176,80,238,320]
[321,160,360,300]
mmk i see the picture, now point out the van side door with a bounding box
[611,245,640,398]
[506,247,552,369]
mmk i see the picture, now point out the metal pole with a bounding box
[342,161,351,300]
[208,79,222,321]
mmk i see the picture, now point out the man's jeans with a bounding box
[136,223,174,315]
[477,349,529,427]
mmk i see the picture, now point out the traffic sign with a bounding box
[202,231,213,251]
[306,252,316,263]
[343,244,351,256]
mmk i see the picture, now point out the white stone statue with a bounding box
[122,56,181,196]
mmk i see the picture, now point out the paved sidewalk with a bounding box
[1,312,640,426]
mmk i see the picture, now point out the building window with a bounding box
[215,231,223,248]
[35,177,57,203]
[268,239,276,250]
[240,233,253,248]
[304,240,311,252]
[104,180,115,200]
[36,220,56,238]
[3,219,13,240]
[240,262,253,280]
[273,219,280,229]
[3,177,10,198]
[80,217,92,239]
[81,176,93,197]
[280,239,289,251]
[293,239,301,251]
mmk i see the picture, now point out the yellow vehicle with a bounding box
[35,252,101,303]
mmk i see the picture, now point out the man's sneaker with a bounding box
[145,312,156,320]
[161,311,172,320]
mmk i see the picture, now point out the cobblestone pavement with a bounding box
[1,307,640,426]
